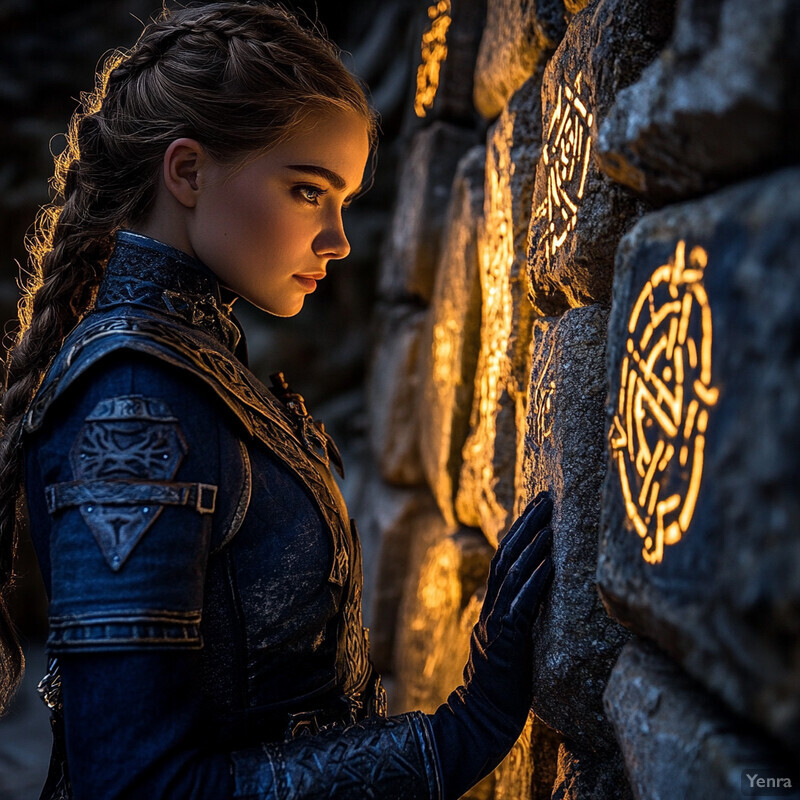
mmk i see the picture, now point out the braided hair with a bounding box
[0,1,377,712]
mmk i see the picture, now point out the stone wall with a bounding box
[367,0,800,797]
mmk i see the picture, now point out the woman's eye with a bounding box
[296,185,325,204]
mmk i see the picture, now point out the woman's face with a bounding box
[188,108,371,317]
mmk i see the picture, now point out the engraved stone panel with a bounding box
[473,0,565,119]
[367,302,428,486]
[419,146,486,526]
[605,639,800,800]
[456,75,544,543]
[526,0,673,316]
[393,528,492,712]
[363,481,454,672]
[597,0,800,203]
[522,305,630,753]
[598,168,800,752]
[379,122,478,305]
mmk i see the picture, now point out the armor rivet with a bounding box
[142,506,150,514]
[162,453,169,460]
[86,505,94,513]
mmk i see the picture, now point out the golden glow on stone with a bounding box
[534,71,593,260]
[459,146,515,537]
[610,241,718,564]
[432,318,460,387]
[414,0,452,118]
[530,333,558,447]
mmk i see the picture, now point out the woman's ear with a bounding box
[162,138,207,208]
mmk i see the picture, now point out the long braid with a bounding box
[0,51,128,711]
[0,1,376,713]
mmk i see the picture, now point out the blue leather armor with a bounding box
[23,232,440,799]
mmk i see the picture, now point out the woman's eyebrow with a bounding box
[286,164,346,190]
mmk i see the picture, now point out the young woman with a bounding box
[0,3,554,798]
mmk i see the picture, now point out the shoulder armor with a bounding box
[25,307,350,586]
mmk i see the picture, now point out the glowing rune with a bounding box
[610,241,719,564]
[530,336,557,448]
[414,0,452,118]
[537,72,593,259]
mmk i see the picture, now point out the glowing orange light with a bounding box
[414,0,452,118]
[610,241,718,564]
[533,72,593,260]
[530,338,557,447]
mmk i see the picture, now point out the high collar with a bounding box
[96,231,245,357]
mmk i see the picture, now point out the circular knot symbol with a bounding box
[610,240,719,564]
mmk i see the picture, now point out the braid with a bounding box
[0,51,124,713]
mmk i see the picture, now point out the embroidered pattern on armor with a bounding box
[27,312,368,694]
[231,713,441,800]
[60,395,190,571]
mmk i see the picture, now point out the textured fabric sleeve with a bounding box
[34,358,221,653]
[27,354,236,798]
[230,712,442,800]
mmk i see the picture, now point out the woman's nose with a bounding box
[313,214,351,260]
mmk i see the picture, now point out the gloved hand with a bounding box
[427,490,554,800]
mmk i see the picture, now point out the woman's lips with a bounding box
[294,275,322,292]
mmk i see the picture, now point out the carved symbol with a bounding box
[414,0,451,117]
[610,241,719,564]
[536,72,593,259]
[531,336,557,448]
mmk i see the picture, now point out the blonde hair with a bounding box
[0,1,377,712]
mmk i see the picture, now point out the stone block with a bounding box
[494,713,534,799]
[364,482,455,673]
[455,76,544,544]
[367,302,428,486]
[597,0,800,203]
[394,528,493,712]
[379,122,478,305]
[598,168,800,752]
[522,305,630,753]
[412,0,487,123]
[526,0,673,316]
[419,146,486,526]
[494,714,561,800]
[550,743,632,800]
[564,0,592,14]
[605,639,800,800]
[473,0,566,119]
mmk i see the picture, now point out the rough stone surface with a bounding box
[393,528,492,712]
[598,168,800,753]
[526,0,673,316]
[605,639,800,800]
[379,122,478,305]
[564,0,593,14]
[367,302,428,485]
[494,713,534,799]
[522,305,630,754]
[551,743,632,800]
[494,714,561,799]
[530,716,561,800]
[363,482,454,673]
[473,0,566,119]
[597,0,800,204]
[455,75,543,544]
[419,146,486,526]
[411,0,487,124]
